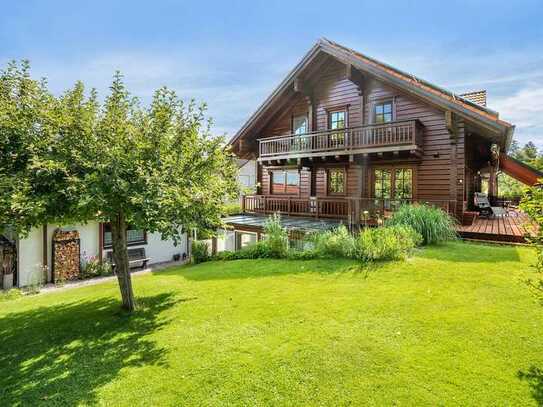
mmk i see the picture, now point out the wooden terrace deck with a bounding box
[456,211,536,243]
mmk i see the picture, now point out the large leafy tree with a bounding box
[1,62,237,311]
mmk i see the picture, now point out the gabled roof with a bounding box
[230,38,514,151]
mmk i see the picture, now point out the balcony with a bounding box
[259,120,423,160]
[241,195,454,224]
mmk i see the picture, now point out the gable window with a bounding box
[293,115,308,135]
[328,168,346,195]
[374,101,393,123]
[103,223,147,248]
[328,110,347,146]
[329,110,346,130]
[271,170,300,194]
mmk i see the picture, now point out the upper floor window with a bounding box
[271,170,300,194]
[293,115,308,135]
[374,101,393,123]
[328,168,346,195]
[329,110,346,130]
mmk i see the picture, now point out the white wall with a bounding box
[17,228,44,287]
[17,222,187,287]
[238,160,256,189]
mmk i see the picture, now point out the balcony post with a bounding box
[241,194,246,213]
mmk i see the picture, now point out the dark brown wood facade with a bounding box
[230,39,515,225]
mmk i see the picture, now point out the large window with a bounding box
[293,115,308,135]
[271,170,300,194]
[103,223,146,248]
[373,167,413,201]
[328,168,346,195]
[374,101,393,123]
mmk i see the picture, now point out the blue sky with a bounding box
[1,0,542,147]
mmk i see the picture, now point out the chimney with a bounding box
[459,90,487,107]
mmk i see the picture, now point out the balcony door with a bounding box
[373,167,414,210]
[292,115,309,152]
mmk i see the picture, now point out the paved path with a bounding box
[37,260,189,294]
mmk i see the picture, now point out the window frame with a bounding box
[327,167,347,196]
[371,165,416,201]
[327,109,347,130]
[270,169,301,195]
[292,114,309,135]
[373,99,394,124]
[102,223,147,249]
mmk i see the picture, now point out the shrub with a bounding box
[357,225,422,261]
[191,240,210,264]
[386,204,457,245]
[80,255,113,279]
[262,213,289,258]
[224,202,242,215]
[308,225,357,258]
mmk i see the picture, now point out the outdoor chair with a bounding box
[474,192,507,218]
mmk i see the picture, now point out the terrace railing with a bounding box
[241,195,454,224]
[259,119,423,159]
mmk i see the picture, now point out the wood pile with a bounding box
[53,229,81,282]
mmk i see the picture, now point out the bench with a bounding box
[106,248,151,271]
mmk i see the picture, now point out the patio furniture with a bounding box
[474,193,507,218]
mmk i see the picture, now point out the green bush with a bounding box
[308,225,357,258]
[191,240,210,264]
[357,225,422,261]
[262,213,288,258]
[80,256,113,279]
[224,202,242,216]
[386,204,457,245]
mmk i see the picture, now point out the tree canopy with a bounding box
[1,61,238,310]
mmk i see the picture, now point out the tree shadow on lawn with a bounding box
[518,366,543,406]
[0,292,181,406]
[420,241,521,263]
[159,258,377,282]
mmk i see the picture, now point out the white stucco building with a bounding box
[11,222,188,288]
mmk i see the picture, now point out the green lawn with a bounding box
[1,241,543,406]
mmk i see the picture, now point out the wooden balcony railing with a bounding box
[242,195,348,219]
[241,195,455,224]
[259,119,423,159]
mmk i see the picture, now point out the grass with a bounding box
[1,241,543,405]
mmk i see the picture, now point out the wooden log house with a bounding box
[225,38,541,244]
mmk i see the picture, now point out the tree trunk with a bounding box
[110,211,136,312]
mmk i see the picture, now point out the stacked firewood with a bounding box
[53,230,81,282]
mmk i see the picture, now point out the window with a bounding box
[235,231,257,250]
[328,168,346,195]
[373,167,413,201]
[103,223,146,248]
[374,101,393,123]
[293,115,308,135]
[394,168,413,200]
[271,170,300,194]
[374,169,392,200]
[329,110,346,130]
[328,110,347,145]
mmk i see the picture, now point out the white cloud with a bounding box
[492,86,543,148]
